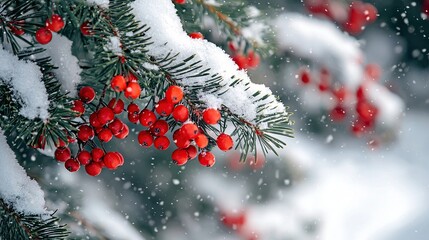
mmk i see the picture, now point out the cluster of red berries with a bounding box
[298,64,381,136]
[35,14,65,44]
[229,42,260,70]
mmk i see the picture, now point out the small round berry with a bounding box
[45,14,65,32]
[77,150,91,165]
[172,149,188,166]
[155,99,174,116]
[174,0,186,4]
[98,128,113,142]
[80,21,92,36]
[127,103,140,114]
[55,138,67,148]
[195,133,209,148]
[103,152,122,170]
[181,123,199,139]
[173,129,191,148]
[108,118,124,135]
[71,100,85,116]
[91,148,105,162]
[172,105,189,122]
[124,82,141,99]
[126,73,138,82]
[35,27,52,44]
[128,112,139,124]
[246,50,260,69]
[189,32,204,39]
[203,108,221,125]
[89,112,103,128]
[77,125,95,142]
[79,86,96,103]
[151,120,169,136]
[232,54,248,70]
[65,158,80,172]
[139,109,157,127]
[111,75,127,92]
[97,107,115,125]
[300,69,311,84]
[165,85,184,104]
[186,145,198,160]
[85,162,102,176]
[198,151,216,167]
[356,100,378,122]
[115,124,129,139]
[55,147,71,162]
[154,136,170,150]
[138,130,153,147]
[108,98,125,114]
[217,133,233,151]
[330,105,347,122]
[10,26,25,36]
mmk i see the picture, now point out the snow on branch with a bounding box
[0,129,46,215]
[0,47,50,120]
[131,0,286,126]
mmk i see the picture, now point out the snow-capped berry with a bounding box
[172,149,188,166]
[174,0,186,4]
[189,32,204,39]
[165,85,184,104]
[181,123,199,139]
[155,99,174,116]
[115,124,129,139]
[127,103,140,114]
[111,75,127,92]
[195,133,209,148]
[154,136,170,150]
[107,98,125,114]
[103,152,122,170]
[71,100,85,116]
[45,14,65,32]
[330,105,347,122]
[35,27,52,44]
[98,128,113,142]
[65,158,80,172]
[198,151,216,167]
[151,120,169,136]
[172,105,189,122]
[217,133,234,151]
[85,162,102,176]
[79,86,96,103]
[203,108,221,125]
[186,145,198,159]
[124,82,141,99]
[173,129,191,148]
[77,150,91,165]
[89,112,102,128]
[108,118,124,135]
[91,148,105,162]
[77,125,94,142]
[55,147,71,162]
[139,109,157,127]
[138,130,153,147]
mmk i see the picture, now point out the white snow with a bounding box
[131,0,286,125]
[42,33,82,97]
[0,47,50,120]
[106,36,123,56]
[0,129,46,215]
[85,0,109,8]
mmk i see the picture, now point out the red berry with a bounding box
[139,109,157,127]
[111,75,127,92]
[115,124,129,139]
[155,99,174,116]
[172,149,188,166]
[330,105,347,122]
[151,120,169,136]
[356,100,378,122]
[108,98,125,114]
[103,152,122,170]
[97,107,115,125]
[198,151,216,167]
[98,128,113,142]
[195,133,209,148]
[45,14,65,32]
[174,0,186,4]
[232,54,248,70]
[189,32,204,39]
[332,86,348,102]
[55,138,67,148]
[124,82,141,99]
[172,105,189,122]
[10,25,25,36]
[35,27,52,44]
[181,123,199,139]
[246,51,260,69]
[128,112,139,124]
[77,150,91,165]
[138,130,153,147]
[71,100,85,116]
[356,85,366,100]
[55,147,71,162]
[217,133,233,151]
[363,3,377,23]
[203,108,221,125]
[79,86,96,103]
[127,103,140,114]
[108,118,124,135]
[89,112,103,128]
[300,69,311,84]
[154,136,170,150]
[186,145,198,159]
[365,63,381,81]
[116,152,125,166]
[80,21,92,36]
[165,85,184,104]
[65,158,80,172]
[173,129,191,148]
[85,162,102,176]
[77,125,94,142]
[91,148,105,162]
[126,72,138,82]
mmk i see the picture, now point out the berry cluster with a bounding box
[229,42,260,70]
[35,14,65,44]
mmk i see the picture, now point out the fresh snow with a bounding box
[0,130,46,215]
[42,33,82,97]
[131,0,286,126]
[85,0,109,8]
[0,47,50,120]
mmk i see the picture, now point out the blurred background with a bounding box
[18,0,429,239]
